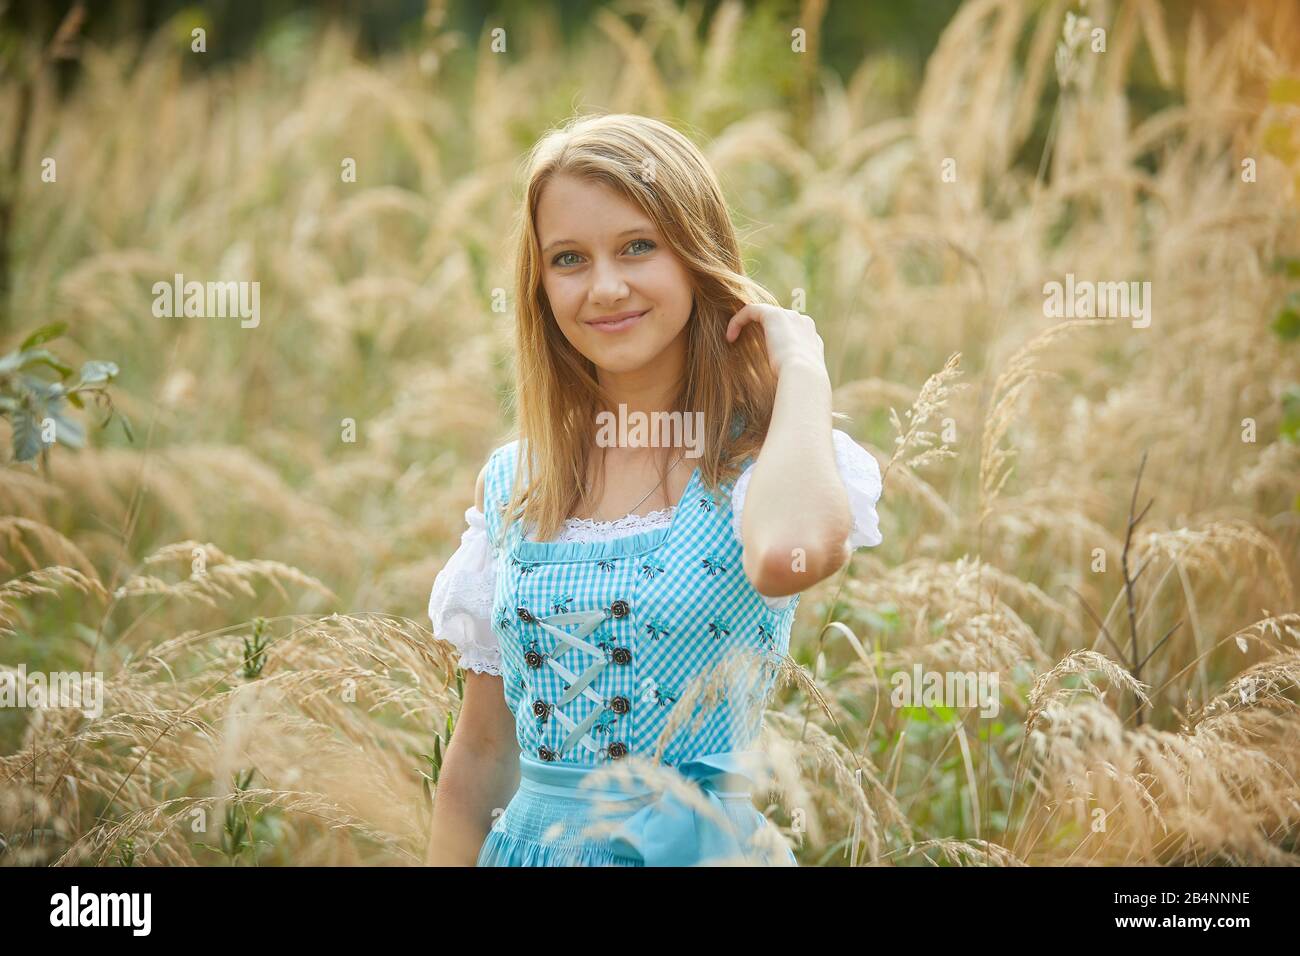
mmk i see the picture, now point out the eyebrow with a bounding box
[541,226,656,256]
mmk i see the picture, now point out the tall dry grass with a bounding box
[1,0,1298,865]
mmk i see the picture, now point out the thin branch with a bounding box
[1137,618,1183,673]
[1120,449,1150,726]
[1064,584,1126,662]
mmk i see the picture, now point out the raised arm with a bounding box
[725,305,854,599]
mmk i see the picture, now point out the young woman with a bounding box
[425,113,883,866]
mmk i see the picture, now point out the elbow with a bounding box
[745,527,853,598]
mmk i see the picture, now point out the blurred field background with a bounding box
[1,0,1298,866]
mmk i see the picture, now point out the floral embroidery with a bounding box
[510,557,539,575]
[706,617,731,640]
[592,711,619,735]
[640,677,678,707]
[643,618,671,641]
[697,495,714,513]
[640,561,665,580]
[700,553,727,576]
[597,559,617,571]
[550,593,573,614]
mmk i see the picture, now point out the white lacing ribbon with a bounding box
[530,607,616,756]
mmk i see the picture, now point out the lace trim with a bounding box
[549,507,675,543]
[460,656,503,677]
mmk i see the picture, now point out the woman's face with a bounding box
[536,174,694,378]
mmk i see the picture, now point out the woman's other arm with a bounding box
[425,464,520,865]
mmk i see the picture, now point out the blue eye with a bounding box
[550,238,654,268]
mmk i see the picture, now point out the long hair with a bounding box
[500,112,789,543]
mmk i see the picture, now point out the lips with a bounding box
[586,309,648,333]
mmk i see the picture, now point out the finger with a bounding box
[725,304,760,342]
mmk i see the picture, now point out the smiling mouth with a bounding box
[586,310,648,333]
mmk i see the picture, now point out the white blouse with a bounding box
[427,428,884,676]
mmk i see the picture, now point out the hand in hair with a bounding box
[724,304,828,382]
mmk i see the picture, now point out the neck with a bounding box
[593,330,687,422]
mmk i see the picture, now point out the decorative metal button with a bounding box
[516,606,535,623]
[610,600,629,618]
[611,647,632,665]
[610,695,630,714]
[524,649,543,669]
[538,746,556,761]
[532,699,548,719]
[607,742,627,759]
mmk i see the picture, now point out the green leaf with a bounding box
[1274,292,1300,340]
[11,410,42,461]
[1282,387,1300,443]
[18,322,67,351]
[931,704,957,723]
[16,349,74,377]
[1269,256,1300,278]
[1263,122,1297,164]
[862,602,901,633]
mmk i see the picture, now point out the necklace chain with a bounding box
[584,451,684,523]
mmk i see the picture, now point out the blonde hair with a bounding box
[500,112,787,543]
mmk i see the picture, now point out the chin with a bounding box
[590,349,657,375]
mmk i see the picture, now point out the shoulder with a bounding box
[484,438,523,489]
[479,438,525,526]
[474,461,488,512]
[478,441,514,550]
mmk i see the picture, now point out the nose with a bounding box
[588,255,630,307]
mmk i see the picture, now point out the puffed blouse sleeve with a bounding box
[730,428,884,611]
[427,505,503,676]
